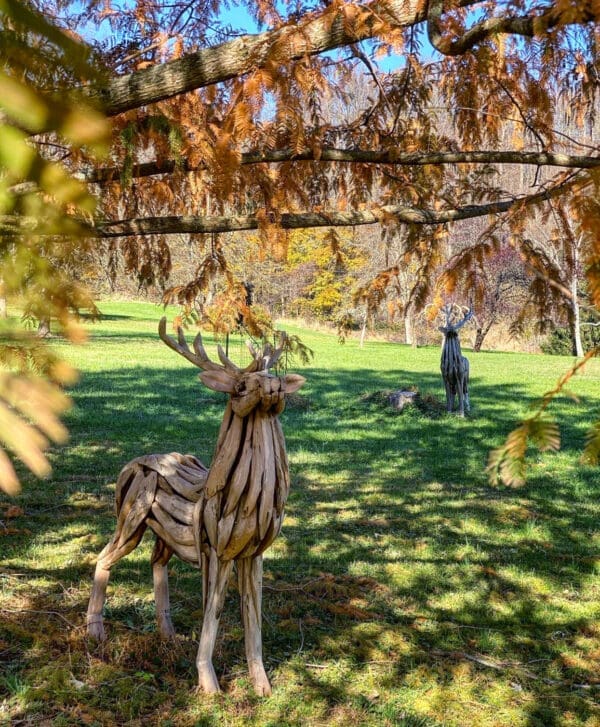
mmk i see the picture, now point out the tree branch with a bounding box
[426,0,598,57]
[87,149,600,184]
[92,0,579,116]
[93,185,564,237]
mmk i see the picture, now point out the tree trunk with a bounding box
[571,284,584,357]
[359,318,367,348]
[404,311,415,346]
[473,321,495,352]
[569,244,584,357]
[37,318,51,337]
[473,328,484,352]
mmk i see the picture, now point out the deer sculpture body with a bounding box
[86,318,305,695]
[439,305,473,417]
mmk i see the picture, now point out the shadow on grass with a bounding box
[1,361,598,725]
[81,313,135,321]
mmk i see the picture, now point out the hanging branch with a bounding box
[87,149,600,184]
[426,0,598,57]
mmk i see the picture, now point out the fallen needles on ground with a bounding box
[431,649,596,690]
[0,607,81,630]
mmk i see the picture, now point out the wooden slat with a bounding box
[146,516,198,565]
[220,509,257,561]
[223,415,254,517]
[204,413,244,498]
[116,470,157,548]
[154,487,196,525]
[242,411,265,517]
[150,501,195,546]
[258,417,275,540]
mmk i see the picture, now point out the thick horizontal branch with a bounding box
[89,0,597,116]
[88,149,600,184]
[90,0,477,115]
[427,0,598,57]
[95,187,559,237]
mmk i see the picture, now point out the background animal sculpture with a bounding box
[438,305,473,416]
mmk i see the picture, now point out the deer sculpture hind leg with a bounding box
[238,555,271,696]
[151,538,176,639]
[86,524,147,640]
[86,561,111,641]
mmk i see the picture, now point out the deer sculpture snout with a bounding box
[198,370,304,418]
[224,374,276,416]
[257,375,286,414]
[231,373,294,416]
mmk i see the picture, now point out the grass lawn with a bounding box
[1,300,599,726]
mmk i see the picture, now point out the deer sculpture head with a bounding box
[158,317,305,416]
[438,304,473,416]
[438,304,473,338]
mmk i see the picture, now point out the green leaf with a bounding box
[581,420,600,465]
[0,123,35,176]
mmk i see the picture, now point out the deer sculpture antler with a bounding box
[158,317,259,373]
[440,304,473,333]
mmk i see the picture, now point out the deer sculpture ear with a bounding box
[199,370,237,393]
[283,374,305,393]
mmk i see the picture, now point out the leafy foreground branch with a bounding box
[89,0,599,116]
[0,0,108,493]
[488,349,599,486]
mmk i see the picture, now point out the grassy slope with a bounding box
[1,301,599,726]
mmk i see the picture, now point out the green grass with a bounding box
[1,300,599,726]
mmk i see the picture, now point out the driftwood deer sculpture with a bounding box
[87,318,305,695]
[439,304,473,416]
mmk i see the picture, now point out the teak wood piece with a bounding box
[438,304,473,417]
[87,318,305,695]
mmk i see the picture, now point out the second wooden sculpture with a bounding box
[87,318,305,695]
[439,304,473,416]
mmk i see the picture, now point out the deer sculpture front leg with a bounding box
[238,555,271,695]
[197,548,234,693]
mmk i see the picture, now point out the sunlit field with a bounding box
[1,301,599,726]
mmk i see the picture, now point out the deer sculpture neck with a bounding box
[440,330,463,375]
